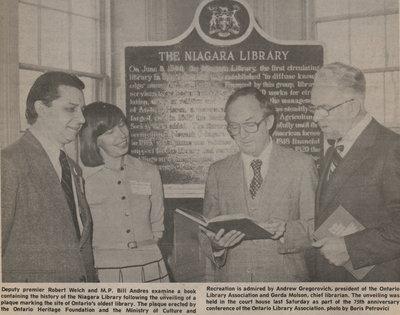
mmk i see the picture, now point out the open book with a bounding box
[313,205,374,280]
[175,208,273,240]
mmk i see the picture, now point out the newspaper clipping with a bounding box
[1,0,399,314]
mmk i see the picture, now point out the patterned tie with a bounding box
[326,139,344,181]
[250,159,263,199]
[59,150,80,238]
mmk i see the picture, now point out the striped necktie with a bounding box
[326,139,344,181]
[250,159,263,199]
[59,150,80,238]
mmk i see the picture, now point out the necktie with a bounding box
[326,139,344,181]
[59,150,80,238]
[250,159,263,199]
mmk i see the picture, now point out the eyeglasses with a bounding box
[308,99,355,116]
[226,115,267,136]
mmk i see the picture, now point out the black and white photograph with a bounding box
[1,0,399,314]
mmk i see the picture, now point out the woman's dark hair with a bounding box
[80,102,126,167]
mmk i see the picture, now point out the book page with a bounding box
[208,213,251,223]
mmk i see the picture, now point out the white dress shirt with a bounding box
[241,138,273,187]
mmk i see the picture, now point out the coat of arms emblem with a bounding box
[208,5,240,38]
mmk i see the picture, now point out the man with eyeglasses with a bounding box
[311,62,400,282]
[199,87,317,282]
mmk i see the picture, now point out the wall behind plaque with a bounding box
[110,0,307,107]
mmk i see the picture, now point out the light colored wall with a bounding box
[110,0,148,107]
[273,0,308,40]
[0,0,20,148]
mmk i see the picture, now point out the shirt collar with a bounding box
[241,137,273,166]
[338,113,372,155]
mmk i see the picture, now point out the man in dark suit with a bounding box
[1,72,97,282]
[200,87,317,282]
[311,62,400,281]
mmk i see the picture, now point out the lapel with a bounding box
[319,119,379,212]
[21,131,88,244]
[240,143,287,219]
[228,153,251,216]
[21,131,76,231]
[68,157,92,247]
[315,147,335,214]
[258,143,290,214]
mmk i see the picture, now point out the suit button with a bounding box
[127,241,137,248]
[117,180,121,185]
[126,229,131,233]
[121,196,126,200]
[125,212,129,216]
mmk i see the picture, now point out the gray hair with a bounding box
[315,62,366,94]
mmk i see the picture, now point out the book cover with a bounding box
[313,205,374,280]
[175,208,273,240]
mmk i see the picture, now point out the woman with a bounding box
[80,102,169,282]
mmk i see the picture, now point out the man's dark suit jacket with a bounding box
[315,119,400,281]
[1,131,97,282]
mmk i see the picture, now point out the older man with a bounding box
[200,87,317,282]
[311,62,400,281]
[1,72,97,282]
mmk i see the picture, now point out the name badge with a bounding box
[129,180,152,195]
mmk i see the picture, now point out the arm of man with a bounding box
[149,166,165,241]
[199,165,245,267]
[345,142,400,268]
[279,156,318,253]
[199,227,244,267]
[199,165,227,266]
[1,153,19,255]
[203,164,220,220]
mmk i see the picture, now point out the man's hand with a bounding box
[312,237,350,266]
[258,219,286,240]
[201,227,245,251]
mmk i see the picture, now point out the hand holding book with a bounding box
[257,218,286,240]
[312,205,375,280]
[312,215,353,266]
[200,227,246,252]
[176,208,274,241]
[312,236,350,266]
